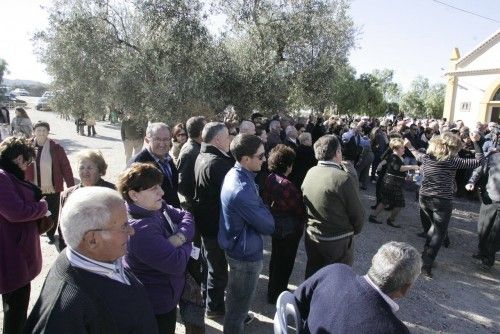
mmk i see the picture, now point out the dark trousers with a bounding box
[477,202,500,266]
[2,284,30,334]
[419,195,453,266]
[155,308,177,334]
[370,151,382,181]
[267,229,302,303]
[201,236,227,313]
[304,233,353,279]
[43,192,61,239]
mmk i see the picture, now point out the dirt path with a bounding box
[1,101,499,333]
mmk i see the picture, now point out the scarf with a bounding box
[34,140,55,194]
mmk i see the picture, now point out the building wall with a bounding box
[458,43,500,72]
[452,73,499,127]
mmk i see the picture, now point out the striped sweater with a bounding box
[411,144,483,200]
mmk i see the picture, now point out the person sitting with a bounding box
[117,163,195,334]
[294,241,421,334]
[24,187,158,333]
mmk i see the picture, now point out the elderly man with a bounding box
[130,122,180,207]
[294,242,421,334]
[24,187,158,333]
[266,119,282,152]
[301,135,364,278]
[218,134,275,333]
[284,125,299,150]
[238,120,256,135]
[194,122,234,317]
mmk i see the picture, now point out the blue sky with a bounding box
[0,0,499,89]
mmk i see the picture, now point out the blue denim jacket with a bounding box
[218,163,275,262]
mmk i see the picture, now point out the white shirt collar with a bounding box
[364,275,399,313]
[66,247,130,285]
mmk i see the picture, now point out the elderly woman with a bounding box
[369,138,419,228]
[10,107,32,138]
[25,121,74,245]
[57,149,115,251]
[262,144,306,304]
[406,132,484,278]
[0,137,48,334]
[117,162,195,334]
[170,123,188,164]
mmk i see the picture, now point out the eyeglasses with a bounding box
[91,221,132,234]
[151,137,170,143]
[253,152,265,160]
[229,132,238,136]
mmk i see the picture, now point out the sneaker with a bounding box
[205,310,225,319]
[368,215,382,224]
[244,313,255,325]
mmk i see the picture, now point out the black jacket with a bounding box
[130,148,180,208]
[193,143,234,237]
[290,144,317,188]
[24,252,158,334]
[177,139,201,207]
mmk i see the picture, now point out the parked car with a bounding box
[11,88,30,96]
[36,91,55,111]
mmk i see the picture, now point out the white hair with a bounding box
[285,125,297,137]
[269,120,280,131]
[239,120,255,135]
[367,241,422,294]
[298,132,312,145]
[146,122,170,138]
[60,187,124,249]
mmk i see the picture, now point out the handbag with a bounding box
[37,216,54,235]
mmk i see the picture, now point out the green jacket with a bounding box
[301,162,364,241]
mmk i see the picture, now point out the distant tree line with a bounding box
[33,0,444,121]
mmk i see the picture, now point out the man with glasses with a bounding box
[24,187,158,333]
[130,122,180,207]
[218,134,275,334]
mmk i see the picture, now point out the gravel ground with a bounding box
[1,100,499,333]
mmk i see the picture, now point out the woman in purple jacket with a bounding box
[117,162,195,334]
[0,137,48,334]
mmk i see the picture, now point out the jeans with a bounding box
[201,236,227,313]
[267,229,302,303]
[87,125,96,136]
[224,256,263,334]
[2,283,30,334]
[419,195,453,266]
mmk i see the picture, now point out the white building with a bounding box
[442,30,500,126]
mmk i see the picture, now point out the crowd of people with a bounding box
[0,106,498,334]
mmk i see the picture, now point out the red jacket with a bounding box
[25,139,75,193]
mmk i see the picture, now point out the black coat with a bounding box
[193,143,234,237]
[24,252,158,334]
[130,148,181,208]
[177,139,201,206]
[290,144,317,188]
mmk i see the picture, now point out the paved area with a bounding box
[1,99,499,333]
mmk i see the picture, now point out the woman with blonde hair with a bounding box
[368,137,419,227]
[57,149,115,251]
[406,132,484,278]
